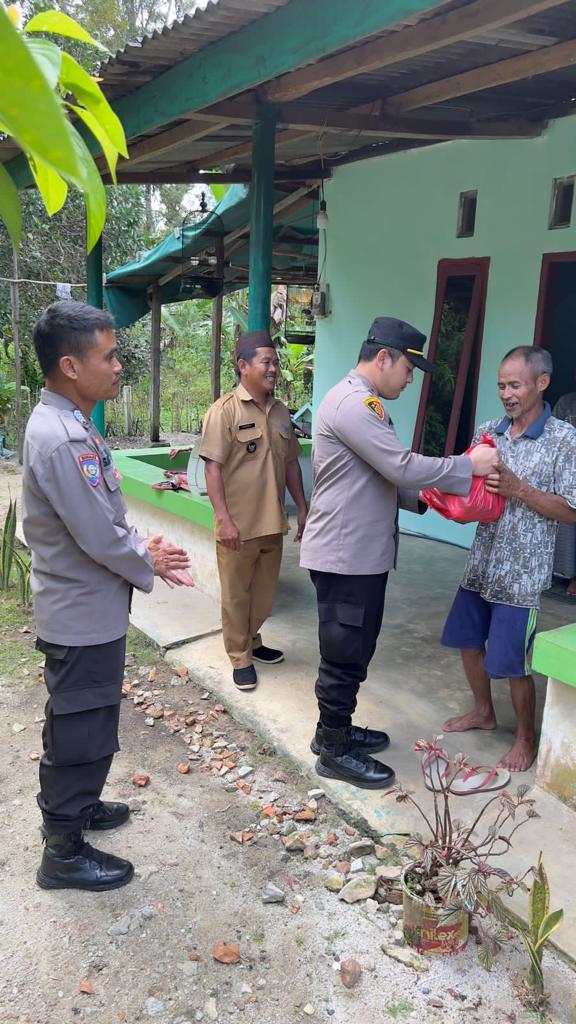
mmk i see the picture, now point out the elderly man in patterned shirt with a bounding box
[441,346,576,772]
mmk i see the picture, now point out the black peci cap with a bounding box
[366,316,434,372]
[234,329,275,363]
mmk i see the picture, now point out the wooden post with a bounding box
[211,236,225,403]
[122,385,133,435]
[9,247,23,464]
[150,283,161,443]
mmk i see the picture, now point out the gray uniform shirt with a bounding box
[23,390,154,646]
[300,370,472,575]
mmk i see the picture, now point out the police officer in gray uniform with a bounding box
[300,317,498,789]
[23,301,193,891]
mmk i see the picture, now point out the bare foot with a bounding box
[442,709,497,732]
[567,577,576,597]
[498,737,536,772]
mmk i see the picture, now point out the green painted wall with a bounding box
[314,115,576,546]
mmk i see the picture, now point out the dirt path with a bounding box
[0,629,574,1024]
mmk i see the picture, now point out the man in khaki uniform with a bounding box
[200,330,308,691]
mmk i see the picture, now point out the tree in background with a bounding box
[0,3,128,250]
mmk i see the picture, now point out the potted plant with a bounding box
[389,737,539,966]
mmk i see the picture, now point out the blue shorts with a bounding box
[441,587,538,679]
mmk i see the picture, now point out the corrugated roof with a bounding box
[100,0,293,101]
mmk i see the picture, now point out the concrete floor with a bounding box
[132,532,576,962]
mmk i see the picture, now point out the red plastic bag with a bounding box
[421,434,505,525]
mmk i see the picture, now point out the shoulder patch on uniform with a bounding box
[78,453,101,487]
[363,396,385,421]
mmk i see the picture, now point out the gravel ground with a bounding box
[0,634,574,1024]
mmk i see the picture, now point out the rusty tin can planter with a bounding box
[401,868,469,956]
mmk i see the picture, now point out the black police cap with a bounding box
[366,316,434,373]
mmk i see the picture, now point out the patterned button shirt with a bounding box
[461,403,576,608]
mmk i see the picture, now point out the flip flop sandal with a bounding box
[450,764,510,795]
[421,753,510,795]
[151,479,180,490]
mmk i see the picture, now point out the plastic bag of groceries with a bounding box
[421,434,505,524]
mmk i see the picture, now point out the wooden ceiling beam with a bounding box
[196,129,312,170]
[385,36,576,113]
[206,99,542,139]
[122,117,227,166]
[264,0,570,103]
[112,169,320,184]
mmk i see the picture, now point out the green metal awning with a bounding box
[105,184,318,328]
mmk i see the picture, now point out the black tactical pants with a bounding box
[36,636,126,833]
[310,571,388,729]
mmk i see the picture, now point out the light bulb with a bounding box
[316,199,328,231]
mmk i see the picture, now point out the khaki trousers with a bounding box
[216,534,283,668]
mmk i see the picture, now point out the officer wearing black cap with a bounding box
[299,316,499,789]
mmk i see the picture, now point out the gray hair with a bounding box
[501,346,553,377]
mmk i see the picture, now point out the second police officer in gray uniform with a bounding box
[23,302,194,892]
[300,317,499,789]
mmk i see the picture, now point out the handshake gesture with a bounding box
[144,534,195,589]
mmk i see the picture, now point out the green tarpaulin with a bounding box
[105,185,318,328]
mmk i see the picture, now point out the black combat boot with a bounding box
[85,800,130,831]
[316,726,395,790]
[310,722,390,756]
[37,831,134,891]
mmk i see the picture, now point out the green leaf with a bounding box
[69,127,106,251]
[535,908,564,949]
[1,499,17,590]
[529,852,550,938]
[59,52,128,157]
[68,104,118,183]
[0,163,22,248]
[477,943,494,972]
[28,155,68,215]
[23,37,62,90]
[24,10,107,51]
[0,5,83,182]
[519,930,544,990]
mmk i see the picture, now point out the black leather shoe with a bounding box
[315,726,395,790]
[252,645,284,664]
[233,665,257,691]
[37,832,134,892]
[310,722,390,756]
[85,800,130,831]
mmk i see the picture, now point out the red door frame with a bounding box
[533,251,576,349]
[412,257,490,455]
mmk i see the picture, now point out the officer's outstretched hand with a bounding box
[145,534,193,584]
[215,515,241,551]
[468,443,499,477]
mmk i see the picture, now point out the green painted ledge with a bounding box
[532,624,576,689]
[113,440,311,532]
[113,447,215,529]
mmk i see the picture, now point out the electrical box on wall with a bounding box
[312,283,329,318]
